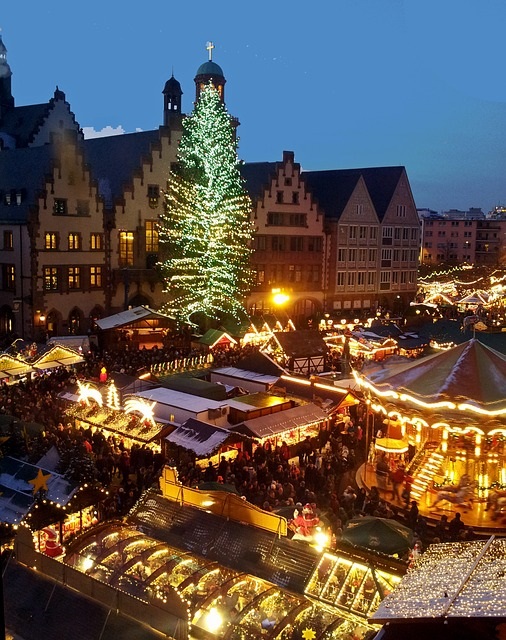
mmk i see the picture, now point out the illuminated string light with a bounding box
[158,82,255,326]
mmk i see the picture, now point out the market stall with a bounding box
[66,380,173,450]
[230,403,329,450]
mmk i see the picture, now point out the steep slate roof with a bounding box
[0,144,52,223]
[0,102,51,146]
[84,129,161,207]
[303,166,405,221]
[240,161,277,199]
[241,159,405,222]
[274,329,327,357]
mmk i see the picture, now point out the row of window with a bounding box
[43,265,103,291]
[1,264,102,293]
[44,232,103,251]
[42,224,159,256]
[337,270,416,289]
[266,212,307,227]
[253,235,323,252]
[340,226,419,242]
[382,226,419,241]
[424,242,472,249]
[254,264,320,285]
[337,248,418,263]
[424,254,473,262]
[425,220,474,227]
[425,231,474,237]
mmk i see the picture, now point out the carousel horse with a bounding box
[431,475,476,510]
[461,315,479,331]
[487,489,506,520]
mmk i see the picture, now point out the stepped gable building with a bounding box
[243,154,419,324]
[0,34,419,340]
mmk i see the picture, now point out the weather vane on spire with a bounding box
[206,41,215,61]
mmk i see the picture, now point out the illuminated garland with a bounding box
[158,82,255,326]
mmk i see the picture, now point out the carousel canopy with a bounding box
[359,339,506,417]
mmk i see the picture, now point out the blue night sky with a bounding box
[2,0,506,213]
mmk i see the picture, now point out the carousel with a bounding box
[354,338,506,530]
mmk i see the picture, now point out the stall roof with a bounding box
[134,387,228,413]
[156,376,227,401]
[95,305,174,330]
[231,403,328,439]
[165,418,244,457]
[362,338,506,413]
[32,345,84,370]
[372,537,506,622]
[198,328,237,347]
[274,330,327,356]
[0,354,35,378]
[211,365,280,386]
[0,456,78,524]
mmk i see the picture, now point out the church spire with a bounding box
[0,32,15,119]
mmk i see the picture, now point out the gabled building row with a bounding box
[0,34,419,340]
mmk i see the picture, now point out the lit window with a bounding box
[145,221,159,252]
[45,233,58,250]
[44,267,59,291]
[90,266,102,288]
[68,267,81,289]
[2,265,15,291]
[90,233,103,250]
[119,231,134,266]
[68,233,81,250]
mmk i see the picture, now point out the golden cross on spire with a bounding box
[206,41,215,61]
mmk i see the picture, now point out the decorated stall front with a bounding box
[230,403,330,450]
[355,339,506,529]
[0,456,104,549]
[66,380,173,449]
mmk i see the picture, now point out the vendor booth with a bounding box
[230,403,330,450]
[66,380,173,450]
[95,305,175,350]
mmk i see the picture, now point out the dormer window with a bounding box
[276,191,284,204]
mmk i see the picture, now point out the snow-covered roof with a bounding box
[372,537,506,622]
[95,305,173,330]
[0,456,78,524]
[134,387,228,413]
[165,419,242,457]
[211,366,280,385]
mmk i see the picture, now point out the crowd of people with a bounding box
[0,340,480,559]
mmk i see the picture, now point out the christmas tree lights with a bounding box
[158,82,254,328]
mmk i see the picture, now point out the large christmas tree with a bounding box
[158,82,254,329]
